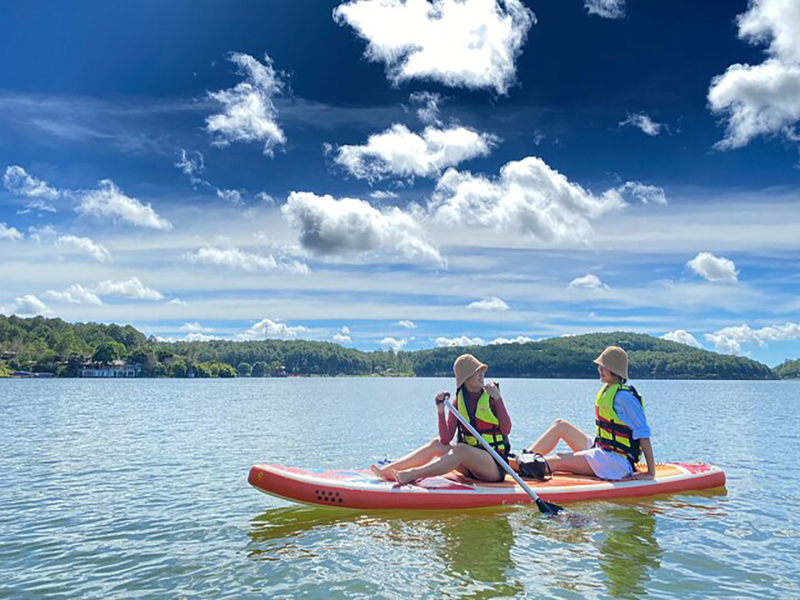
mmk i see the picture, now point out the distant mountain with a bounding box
[773,359,800,380]
[0,315,778,380]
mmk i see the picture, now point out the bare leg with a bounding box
[396,443,502,485]
[543,451,596,477]
[370,437,450,481]
[527,419,591,454]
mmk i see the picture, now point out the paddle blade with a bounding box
[536,497,565,516]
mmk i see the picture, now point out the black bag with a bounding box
[516,451,552,481]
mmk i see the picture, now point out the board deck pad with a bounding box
[249,462,726,510]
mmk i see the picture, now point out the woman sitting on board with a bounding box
[370,353,512,486]
[524,346,655,481]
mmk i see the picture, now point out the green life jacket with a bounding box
[594,383,645,466]
[456,388,510,458]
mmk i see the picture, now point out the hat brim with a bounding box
[593,358,628,380]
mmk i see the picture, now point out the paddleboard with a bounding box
[248,462,726,510]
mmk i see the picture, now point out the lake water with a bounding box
[1,378,799,599]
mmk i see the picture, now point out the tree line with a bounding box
[0,315,786,380]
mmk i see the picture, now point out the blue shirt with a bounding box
[613,390,651,439]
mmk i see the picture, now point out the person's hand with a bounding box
[628,471,655,481]
[434,391,450,412]
[484,381,501,400]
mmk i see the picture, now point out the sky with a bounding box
[1,0,799,366]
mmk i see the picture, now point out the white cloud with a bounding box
[429,157,631,243]
[334,123,495,181]
[615,181,668,205]
[187,246,285,272]
[410,91,443,125]
[0,222,23,241]
[370,190,399,200]
[435,335,486,347]
[705,322,800,355]
[585,0,626,19]
[237,318,309,341]
[661,330,703,349]
[333,0,535,94]
[93,277,165,301]
[44,284,103,306]
[708,0,800,149]
[216,188,244,206]
[77,179,172,230]
[619,112,662,136]
[489,336,535,345]
[341,326,351,334]
[380,336,408,352]
[687,252,739,282]
[333,332,352,343]
[467,296,509,311]
[3,295,51,317]
[28,225,56,243]
[185,332,217,342]
[569,273,609,290]
[206,53,287,155]
[55,235,111,262]
[180,322,215,333]
[174,149,209,187]
[3,165,60,202]
[397,320,417,329]
[282,191,444,266]
[255,192,275,204]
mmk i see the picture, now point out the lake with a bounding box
[1,378,799,599]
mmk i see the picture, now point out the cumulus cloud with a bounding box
[93,277,165,301]
[216,188,244,206]
[237,318,309,341]
[467,296,510,311]
[585,0,626,19]
[569,273,609,290]
[397,320,417,329]
[661,330,704,349]
[255,192,275,204]
[435,335,486,347]
[410,91,443,125]
[0,222,23,241]
[429,157,634,243]
[708,0,800,149]
[615,181,668,205]
[705,322,800,355]
[187,246,309,273]
[370,190,399,200]
[55,235,111,262]
[2,295,51,317]
[76,180,172,230]
[174,149,210,187]
[333,332,352,343]
[185,333,217,342]
[206,53,287,155]
[619,112,663,136]
[282,191,444,266]
[333,0,535,94]
[380,336,408,352]
[28,225,56,243]
[489,336,535,345]
[687,252,739,282]
[334,123,495,181]
[3,165,60,213]
[180,322,215,333]
[44,284,103,306]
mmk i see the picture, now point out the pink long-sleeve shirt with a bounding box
[438,389,512,444]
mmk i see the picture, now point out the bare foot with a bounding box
[370,464,394,482]
[395,469,420,486]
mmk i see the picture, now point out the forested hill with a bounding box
[0,315,779,380]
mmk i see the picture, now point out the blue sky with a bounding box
[1,0,799,366]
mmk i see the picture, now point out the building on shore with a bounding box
[79,360,142,378]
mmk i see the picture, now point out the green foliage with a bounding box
[0,362,10,377]
[0,316,779,380]
[774,358,800,379]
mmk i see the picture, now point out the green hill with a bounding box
[0,315,778,380]
[774,358,800,379]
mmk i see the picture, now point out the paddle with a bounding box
[443,395,565,516]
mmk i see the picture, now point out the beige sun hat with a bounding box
[593,346,629,380]
[454,354,488,389]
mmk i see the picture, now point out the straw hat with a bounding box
[454,354,488,389]
[593,346,629,380]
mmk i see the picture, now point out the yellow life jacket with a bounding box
[594,383,645,466]
[456,388,510,458]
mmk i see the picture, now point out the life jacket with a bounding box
[456,388,510,458]
[594,383,644,467]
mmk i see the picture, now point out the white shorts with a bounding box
[581,437,634,480]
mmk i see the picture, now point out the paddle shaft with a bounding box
[443,396,543,504]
